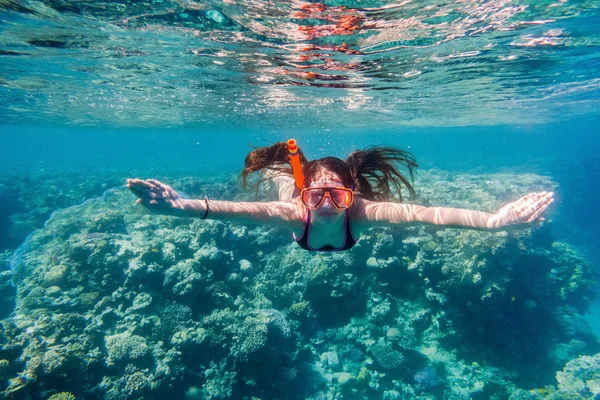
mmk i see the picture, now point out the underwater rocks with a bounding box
[0,170,597,399]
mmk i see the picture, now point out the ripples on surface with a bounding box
[0,0,599,128]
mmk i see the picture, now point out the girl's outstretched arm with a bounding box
[127,178,303,227]
[356,192,554,230]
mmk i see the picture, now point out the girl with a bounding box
[127,142,553,251]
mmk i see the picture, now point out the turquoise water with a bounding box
[1,1,600,399]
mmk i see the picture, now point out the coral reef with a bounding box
[554,353,600,398]
[0,170,597,399]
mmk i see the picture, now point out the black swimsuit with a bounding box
[293,209,357,251]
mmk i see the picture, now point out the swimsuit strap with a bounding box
[294,209,357,252]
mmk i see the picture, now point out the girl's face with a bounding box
[307,170,347,225]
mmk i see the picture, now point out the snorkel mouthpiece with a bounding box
[287,138,305,190]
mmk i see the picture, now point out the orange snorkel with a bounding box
[287,139,305,190]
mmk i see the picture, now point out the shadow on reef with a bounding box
[1,170,599,399]
[440,228,599,388]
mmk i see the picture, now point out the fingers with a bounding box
[147,179,176,194]
[128,178,179,212]
[513,192,538,207]
[127,178,150,188]
[127,178,176,200]
[147,179,166,188]
[529,192,554,212]
[501,191,554,225]
[526,205,547,223]
[518,192,552,209]
[525,192,554,222]
[127,178,163,193]
[129,183,157,200]
[526,201,550,222]
[521,191,550,205]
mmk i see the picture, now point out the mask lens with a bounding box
[331,189,352,208]
[303,189,325,208]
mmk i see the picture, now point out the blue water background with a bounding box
[2,118,598,269]
[2,118,600,339]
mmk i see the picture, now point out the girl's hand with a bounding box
[127,178,188,216]
[487,191,554,228]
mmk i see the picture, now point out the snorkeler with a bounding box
[127,140,554,252]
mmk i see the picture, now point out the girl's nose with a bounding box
[322,196,333,208]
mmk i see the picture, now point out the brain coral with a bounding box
[105,333,148,364]
[370,341,404,370]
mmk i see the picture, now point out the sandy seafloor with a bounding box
[0,122,599,400]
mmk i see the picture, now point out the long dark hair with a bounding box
[239,142,417,202]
